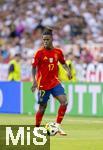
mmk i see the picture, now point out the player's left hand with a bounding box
[31,80,37,92]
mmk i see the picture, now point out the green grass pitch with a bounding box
[0,114,103,150]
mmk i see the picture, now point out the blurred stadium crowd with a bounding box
[0,0,103,81]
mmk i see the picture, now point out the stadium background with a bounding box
[0,0,103,150]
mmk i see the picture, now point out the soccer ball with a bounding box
[45,122,58,136]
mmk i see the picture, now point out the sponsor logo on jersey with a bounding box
[43,56,48,60]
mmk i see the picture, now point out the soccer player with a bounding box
[31,27,72,135]
[8,52,21,81]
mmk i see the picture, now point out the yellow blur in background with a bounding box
[58,60,77,82]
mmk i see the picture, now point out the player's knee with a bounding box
[60,98,68,105]
[39,104,47,114]
[61,100,68,106]
[39,107,45,114]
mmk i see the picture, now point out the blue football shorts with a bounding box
[38,84,66,104]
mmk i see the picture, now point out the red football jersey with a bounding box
[32,47,65,90]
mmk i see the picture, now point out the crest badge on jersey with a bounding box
[49,58,53,63]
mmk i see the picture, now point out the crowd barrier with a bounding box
[0,63,103,82]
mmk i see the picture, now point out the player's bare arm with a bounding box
[62,63,72,80]
[31,67,37,92]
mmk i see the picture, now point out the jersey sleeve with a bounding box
[32,51,40,67]
[8,64,14,73]
[58,50,66,64]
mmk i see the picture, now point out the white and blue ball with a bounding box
[45,122,58,136]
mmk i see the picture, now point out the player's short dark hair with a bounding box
[15,53,21,57]
[42,27,53,36]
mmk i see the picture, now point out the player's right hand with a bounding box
[67,72,72,80]
[31,80,37,92]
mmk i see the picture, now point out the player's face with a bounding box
[16,55,21,62]
[42,35,53,49]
